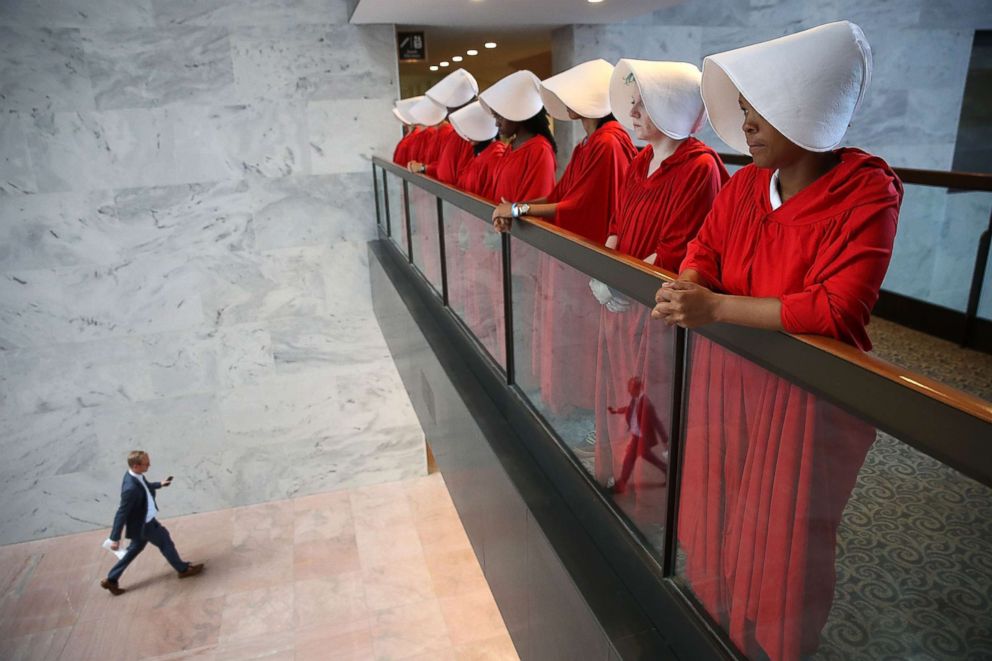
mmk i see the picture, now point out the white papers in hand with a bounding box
[102,538,127,560]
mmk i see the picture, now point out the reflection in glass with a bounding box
[386,172,407,256]
[676,334,879,661]
[443,202,505,368]
[408,186,442,293]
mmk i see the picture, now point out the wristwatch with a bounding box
[511,203,530,218]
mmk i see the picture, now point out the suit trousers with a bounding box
[107,518,188,582]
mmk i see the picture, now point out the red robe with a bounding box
[408,124,454,290]
[457,140,507,200]
[595,139,728,524]
[456,141,509,363]
[536,122,636,415]
[427,130,475,185]
[490,135,557,377]
[393,127,421,166]
[677,149,902,661]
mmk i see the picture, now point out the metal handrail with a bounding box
[372,156,992,487]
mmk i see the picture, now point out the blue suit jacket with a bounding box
[110,472,161,541]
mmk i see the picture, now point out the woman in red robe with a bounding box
[391,96,423,166]
[593,60,728,529]
[493,61,636,414]
[652,22,902,661]
[479,70,558,370]
[408,69,480,186]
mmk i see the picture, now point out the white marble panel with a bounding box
[870,142,956,171]
[1,470,116,543]
[0,112,37,195]
[0,190,118,270]
[646,0,749,26]
[930,191,992,312]
[215,322,275,389]
[307,98,396,175]
[1,336,154,415]
[320,240,374,315]
[700,24,797,59]
[196,246,329,326]
[81,27,236,111]
[230,24,395,103]
[0,406,100,485]
[219,425,424,504]
[869,29,973,93]
[881,184,947,300]
[170,102,310,183]
[139,329,222,399]
[0,0,155,29]
[843,88,910,148]
[0,26,96,112]
[268,315,391,376]
[573,24,702,65]
[151,0,350,27]
[24,107,176,193]
[250,172,373,251]
[113,179,255,257]
[920,0,992,29]
[0,254,205,349]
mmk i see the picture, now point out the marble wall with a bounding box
[0,0,425,546]
[552,0,992,318]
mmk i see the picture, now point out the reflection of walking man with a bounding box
[608,377,669,494]
[100,451,203,595]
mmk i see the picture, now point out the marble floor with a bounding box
[0,473,518,661]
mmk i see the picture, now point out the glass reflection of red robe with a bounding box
[677,149,902,661]
[491,135,556,383]
[595,139,728,521]
[535,121,636,414]
[458,141,509,359]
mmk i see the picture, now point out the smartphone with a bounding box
[166,475,174,482]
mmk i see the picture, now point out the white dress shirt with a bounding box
[128,469,158,523]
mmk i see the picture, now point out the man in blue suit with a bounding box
[100,450,203,595]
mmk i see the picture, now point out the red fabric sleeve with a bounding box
[779,201,898,349]
[514,142,557,201]
[654,154,725,272]
[553,137,632,243]
[679,174,743,289]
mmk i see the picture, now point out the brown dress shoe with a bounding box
[100,579,125,595]
[177,562,204,578]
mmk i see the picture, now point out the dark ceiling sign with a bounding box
[397,31,426,62]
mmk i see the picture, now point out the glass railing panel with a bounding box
[385,170,407,256]
[408,185,442,295]
[675,332,992,661]
[442,201,505,369]
[376,167,388,234]
[511,237,674,544]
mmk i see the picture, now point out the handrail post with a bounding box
[502,231,515,385]
[403,179,413,263]
[662,326,689,576]
[382,170,391,237]
[963,208,992,347]
[372,163,381,230]
[437,196,449,307]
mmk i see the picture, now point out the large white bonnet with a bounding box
[702,20,872,154]
[540,59,614,121]
[426,68,479,108]
[449,101,499,142]
[479,70,545,122]
[393,96,424,125]
[609,59,705,139]
[409,96,447,127]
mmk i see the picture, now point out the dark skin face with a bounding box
[493,113,520,141]
[738,94,806,170]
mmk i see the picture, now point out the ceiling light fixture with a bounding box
[588,0,604,3]
[440,61,450,67]
[484,42,497,49]
[430,65,439,71]
[466,49,478,56]
[452,55,463,62]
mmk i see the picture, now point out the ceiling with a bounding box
[351,0,674,27]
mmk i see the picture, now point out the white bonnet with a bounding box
[701,20,872,153]
[540,59,614,121]
[393,96,424,125]
[608,59,705,140]
[425,68,479,108]
[479,70,545,122]
[408,96,448,127]
[449,101,499,142]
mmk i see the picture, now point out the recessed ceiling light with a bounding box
[467,49,478,56]
[452,55,463,62]
[484,42,497,49]
[588,0,604,3]
[430,65,439,71]
[440,61,450,67]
